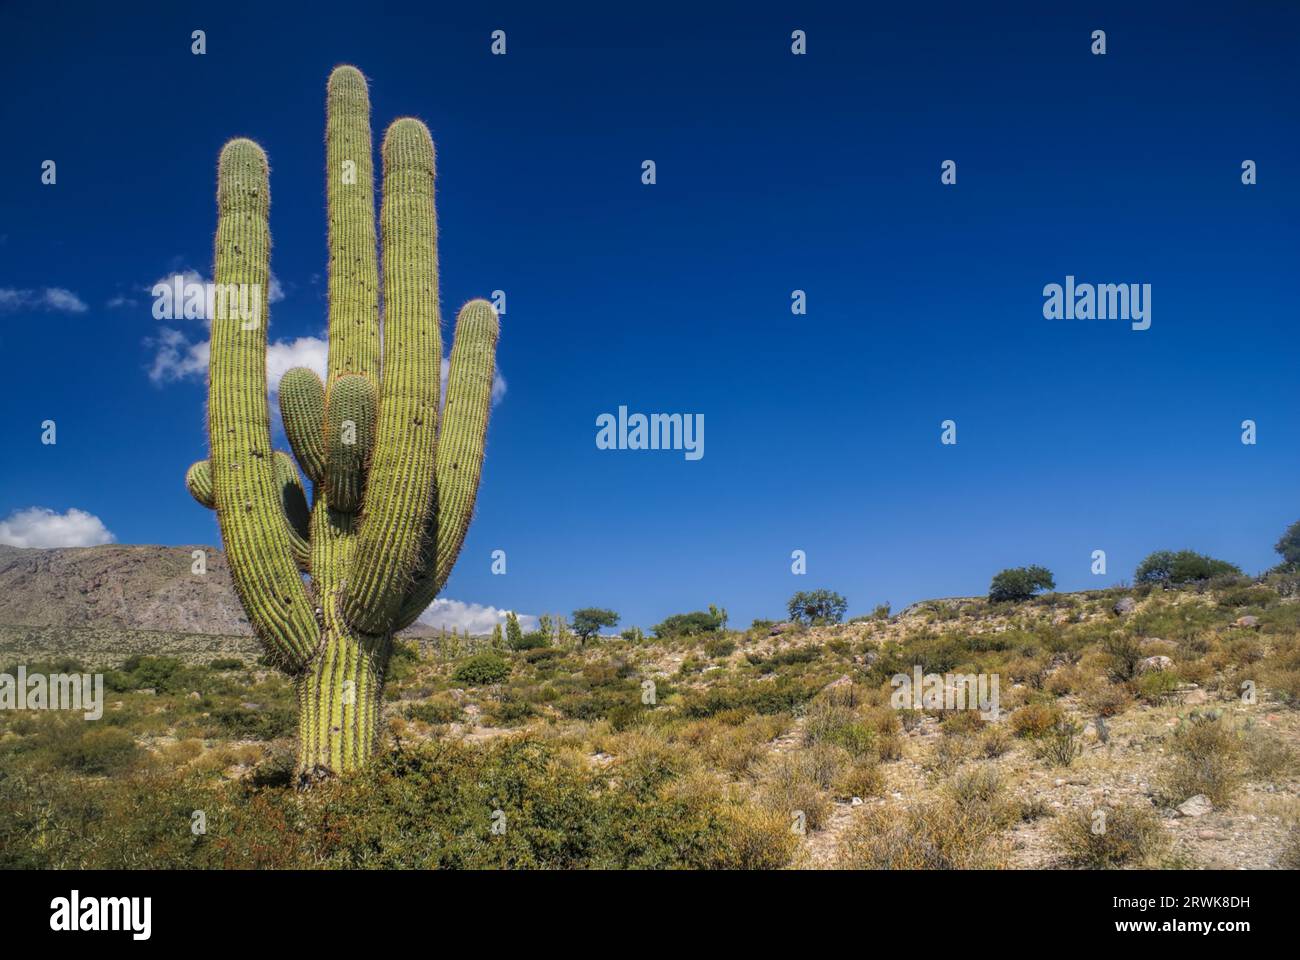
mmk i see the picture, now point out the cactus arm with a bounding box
[344,118,441,635]
[208,138,317,672]
[394,299,499,631]
[325,65,381,385]
[185,459,215,508]
[324,373,377,513]
[274,451,312,570]
[279,367,327,484]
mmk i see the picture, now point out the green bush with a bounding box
[653,610,725,639]
[451,653,511,686]
[988,565,1055,603]
[1135,550,1241,586]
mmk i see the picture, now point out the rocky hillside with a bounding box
[0,544,253,635]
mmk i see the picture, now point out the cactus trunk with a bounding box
[186,66,499,779]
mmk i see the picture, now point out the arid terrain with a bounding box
[1,544,1297,869]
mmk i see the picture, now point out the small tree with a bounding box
[504,611,524,650]
[572,607,620,646]
[988,565,1055,603]
[1135,550,1241,586]
[1275,520,1300,571]
[786,589,848,625]
[490,622,504,650]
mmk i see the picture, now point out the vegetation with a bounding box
[1135,550,1242,586]
[786,590,849,626]
[4,539,1298,871]
[572,608,620,646]
[988,565,1055,603]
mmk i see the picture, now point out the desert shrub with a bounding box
[1243,727,1296,779]
[1162,713,1243,807]
[1082,683,1131,718]
[703,636,737,659]
[1102,633,1144,682]
[1134,669,1181,705]
[758,753,832,831]
[653,610,725,639]
[682,678,817,719]
[979,724,1012,758]
[836,796,1011,869]
[1280,825,1300,870]
[1218,586,1275,609]
[1034,719,1082,767]
[930,733,974,776]
[208,657,245,670]
[803,700,875,759]
[834,760,884,800]
[451,653,511,686]
[1135,550,1241,586]
[54,725,139,774]
[708,805,799,869]
[1010,702,1063,739]
[988,565,1055,603]
[211,704,296,741]
[405,698,464,725]
[1050,803,1169,868]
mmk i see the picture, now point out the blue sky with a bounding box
[1,1,1297,633]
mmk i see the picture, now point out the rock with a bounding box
[1197,829,1221,840]
[1233,615,1260,630]
[1177,794,1213,817]
[188,691,201,700]
[1182,687,1208,705]
[1137,655,1174,673]
[133,688,156,695]
[239,701,262,710]
[1139,637,1169,651]
[769,621,795,636]
[825,675,854,691]
[1113,597,1136,616]
[1053,778,1066,787]
[850,796,863,806]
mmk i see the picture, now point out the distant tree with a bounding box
[490,623,504,650]
[572,607,620,646]
[1134,550,1241,586]
[708,604,729,631]
[786,589,848,626]
[505,611,524,650]
[1275,520,1300,571]
[653,609,725,639]
[620,626,645,643]
[988,565,1056,603]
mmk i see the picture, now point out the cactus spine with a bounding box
[186,66,499,777]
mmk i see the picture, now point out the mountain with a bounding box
[0,543,254,635]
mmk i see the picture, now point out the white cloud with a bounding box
[418,599,537,636]
[148,327,209,384]
[0,287,89,313]
[0,507,115,548]
[266,336,327,388]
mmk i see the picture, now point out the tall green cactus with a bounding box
[185,65,499,778]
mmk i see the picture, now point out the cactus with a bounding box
[185,65,499,778]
